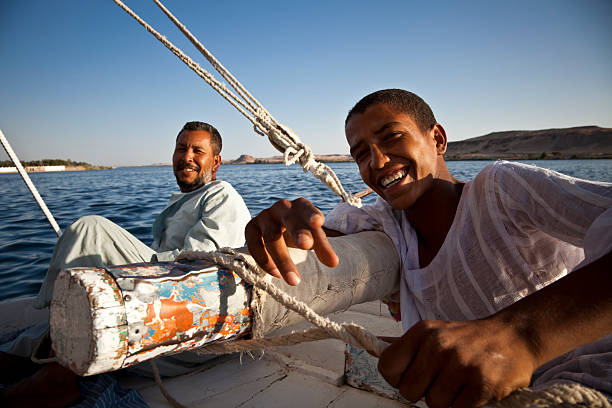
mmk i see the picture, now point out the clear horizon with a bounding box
[1,1,611,166]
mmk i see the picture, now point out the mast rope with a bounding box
[0,129,62,237]
[111,0,361,207]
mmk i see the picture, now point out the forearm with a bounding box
[490,250,612,367]
[378,250,612,406]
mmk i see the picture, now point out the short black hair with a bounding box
[345,89,437,133]
[177,121,222,155]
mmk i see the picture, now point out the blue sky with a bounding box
[1,0,611,166]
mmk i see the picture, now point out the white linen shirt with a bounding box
[325,161,612,394]
[325,161,612,329]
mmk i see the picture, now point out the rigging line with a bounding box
[151,0,264,114]
[111,0,260,126]
[149,0,289,143]
[112,0,361,206]
[112,0,282,147]
[148,0,303,151]
[0,129,62,237]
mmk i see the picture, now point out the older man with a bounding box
[34,121,251,307]
[1,121,251,406]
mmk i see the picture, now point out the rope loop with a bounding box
[283,147,301,165]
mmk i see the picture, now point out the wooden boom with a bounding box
[50,231,400,376]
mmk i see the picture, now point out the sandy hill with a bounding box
[223,126,612,163]
[445,126,612,160]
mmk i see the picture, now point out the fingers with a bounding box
[284,199,322,249]
[378,323,425,388]
[245,221,282,279]
[263,224,301,285]
[377,319,536,408]
[397,336,442,402]
[311,221,339,268]
[291,203,339,267]
[423,362,464,408]
[245,198,338,285]
[452,385,491,408]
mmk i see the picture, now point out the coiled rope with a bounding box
[487,383,611,408]
[111,0,361,207]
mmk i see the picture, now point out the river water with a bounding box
[1,160,610,302]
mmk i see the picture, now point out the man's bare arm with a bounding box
[378,250,612,408]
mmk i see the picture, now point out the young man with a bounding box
[1,121,252,406]
[245,90,612,407]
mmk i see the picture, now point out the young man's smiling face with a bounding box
[346,103,446,210]
[173,129,221,192]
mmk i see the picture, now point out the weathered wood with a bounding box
[50,231,401,376]
[51,260,252,375]
[51,267,127,374]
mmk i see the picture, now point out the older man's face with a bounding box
[173,130,221,192]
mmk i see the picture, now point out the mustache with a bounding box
[176,162,200,171]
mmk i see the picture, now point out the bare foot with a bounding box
[0,362,80,408]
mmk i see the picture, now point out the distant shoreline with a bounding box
[222,153,612,165]
[2,124,609,169]
[0,165,113,174]
[444,153,612,161]
[2,155,610,173]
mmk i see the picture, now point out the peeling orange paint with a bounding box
[143,298,195,343]
[190,297,207,308]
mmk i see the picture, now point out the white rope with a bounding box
[0,129,62,237]
[487,383,612,407]
[177,248,387,357]
[111,0,361,207]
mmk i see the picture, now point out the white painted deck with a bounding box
[0,297,419,407]
[119,301,419,407]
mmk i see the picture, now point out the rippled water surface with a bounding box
[1,160,610,301]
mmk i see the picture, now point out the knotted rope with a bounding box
[176,248,387,357]
[111,0,361,207]
[487,383,611,408]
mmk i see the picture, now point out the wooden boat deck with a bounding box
[0,297,419,407]
[119,300,417,407]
